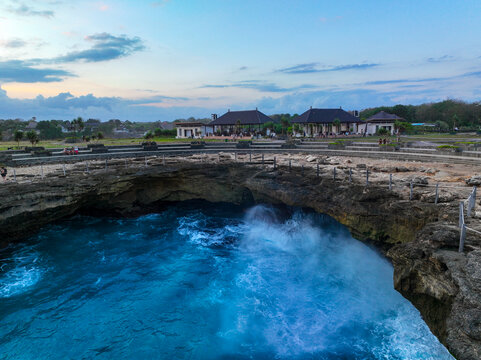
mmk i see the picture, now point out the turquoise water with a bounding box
[0,202,453,359]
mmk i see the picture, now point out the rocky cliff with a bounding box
[1,161,479,359]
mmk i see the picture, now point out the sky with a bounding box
[1,0,481,121]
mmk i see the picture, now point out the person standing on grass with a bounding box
[0,167,7,181]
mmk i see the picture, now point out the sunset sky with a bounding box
[1,0,481,121]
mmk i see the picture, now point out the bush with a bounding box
[65,137,80,143]
[437,145,459,149]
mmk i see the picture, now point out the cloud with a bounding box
[0,86,207,121]
[427,55,454,63]
[200,80,317,93]
[278,63,379,74]
[7,4,54,18]
[1,38,27,48]
[364,70,481,86]
[238,66,248,71]
[0,60,74,83]
[51,33,145,63]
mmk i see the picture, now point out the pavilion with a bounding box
[362,111,404,135]
[209,109,274,135]
[291,107,360,136]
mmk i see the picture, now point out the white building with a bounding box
[176,122,209,138]
[360,111,404,135]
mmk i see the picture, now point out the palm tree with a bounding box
[333,118,341,134]
[14,130,23,148]
[26,130,39,145]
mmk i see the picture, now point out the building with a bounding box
[291,107,360,136]
[175,122,207,138]
[362,111,404,135]
[25,120,40,134]
[208,109,274,135]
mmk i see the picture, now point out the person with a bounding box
[1,167,7,181]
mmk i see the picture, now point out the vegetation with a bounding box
[26,130,39,145]
[437,145,460,149]
[361,99,481,130]
[14,130,23,148]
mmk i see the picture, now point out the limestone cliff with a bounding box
[0,162,478,359]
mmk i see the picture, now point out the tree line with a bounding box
[360,99,481,131]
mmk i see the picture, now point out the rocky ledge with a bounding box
[1,159,480,359]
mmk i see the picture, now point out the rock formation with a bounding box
[0,160,479,359]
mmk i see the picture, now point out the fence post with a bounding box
[163,154,166,166]
[13,168,16,182]
[86,162,89,173]
[105,159,108,170]
[235,152,237,162]
[289,159,292,171]
[389,174,392,191]
[333,167,336,180]
[249,152,252,163]
[273,156,276,170]
[459,223,466,253]
[366,170,369,186]
[262,154,264,166]
[349,168,352,183]
[459,201,465,228]
[41,165,44,178]
[410,181,413,201]
[63,164,66,176]
[301,165,304,176]
[435,183,439,204]
[317,163,319,177]
[145,156,147,166]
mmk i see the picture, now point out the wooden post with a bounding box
[235,152,237,162]
[316,163,319,177]
[105,159,108,170]
[349,168,352,183]
[333,167,336,180]
[86,162,89,173]
[459,224,466,253]
[163,154,166,165]
[435,183,439,204]
[301,165,304,176]
[262,154,264,166]
[389,174,392,191]
[13,168,16,182]
[366,170,369,186]
[145,156,147,166]
[249,152,252,163]
[125,159,127,168]
[273,156,276,170]
[289,159,292,171]
[63,164,66,176]
[410,181,413,200]
[41,165,44,178]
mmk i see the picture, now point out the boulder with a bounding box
[466,176,481,186]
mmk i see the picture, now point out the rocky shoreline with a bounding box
[1,155,480,359]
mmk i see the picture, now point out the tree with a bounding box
[14,130,23,148]
[377,127,389,136]
[144,130,154,140]
[154,128,162,137]
[26,130,39,145]
[71,117,84,137]
[280,116,290,135]
[333,118,341,134]
[293,123,301,134]
[96,132,104,142]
